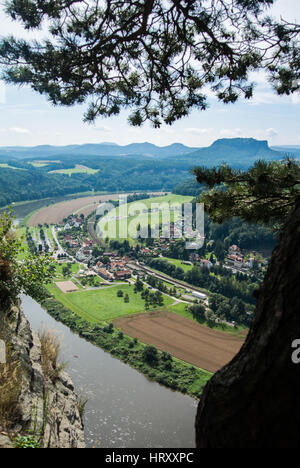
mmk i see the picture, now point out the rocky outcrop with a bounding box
[0,301,85,448]
[195,200,300,448]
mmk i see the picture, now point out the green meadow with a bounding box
[49,164,99,176]
[0,164,26,170]
[160,257,194,273]
[98,194,193,243]
[46,283,174,324]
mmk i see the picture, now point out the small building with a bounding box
[114,270,132,280]
[192,291,207,300]
[98,268,114,281]
[227,254,244,268]
[200,259,213,269]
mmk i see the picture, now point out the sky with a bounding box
[0,0,299,148]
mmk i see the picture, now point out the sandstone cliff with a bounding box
[0,301,85,448]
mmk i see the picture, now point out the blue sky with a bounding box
[0,0,299,148]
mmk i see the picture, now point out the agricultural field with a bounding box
[28,194,123,225]
[0,164,26,170]
[46,283,174,323]
[28,191,164,226]
[49,164,99,176]
[29,161,59,167]
[6,191,106,221]
[97,194,193,243]
[114,310,244,373]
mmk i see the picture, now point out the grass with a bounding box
[41,287,212,398]
[0,164,26,171]
[98,194,193,243]
[29,162,52,168]
[46,226,55,242]
[168,302,247,336]
[79,275,106,286]
[18,208,41,228]
[144,264,211,295]
[46,283,174,324]
[49,165,99,176]
[0,343,22,429]
[54,262,80,279]
[160,257,194,273]
[38,330,66,382]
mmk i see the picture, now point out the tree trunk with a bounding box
[195,201,300,448]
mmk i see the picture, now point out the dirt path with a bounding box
[114,311,245,373]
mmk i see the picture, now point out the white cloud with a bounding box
[266,128,278,138]
[0,127,30,134]
[220,128,242,138]
[185,127,213,135]
[161,127,175,135]
[291,92,300,105]
[9,127,31,134]
[93,125,111,133]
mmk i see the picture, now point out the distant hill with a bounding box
[0,137,291,207]
[172,179,206,196]
[0,138,285,167]
[0,142,200,160]
[181,138,284,168]
[271,146,300,158]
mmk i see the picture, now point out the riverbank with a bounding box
[22,294,198,448]
[0,299,85,448]
[39,287,212,399]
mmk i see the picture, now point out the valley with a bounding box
[13,189,268,400]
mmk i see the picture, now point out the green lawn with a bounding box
[46,283,174,323]
[168,302,247,336]
[0,164,26,170]
[46,226,55,242]
[78,274,106,286]
[98,194,193,243]
[54,262,80,280]
[49,165,99,176]
[29,162,50,168]
[160,257,194,273]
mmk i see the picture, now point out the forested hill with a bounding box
[0,138,285,162]
[0,142,199,160]
[0,138,287,207]
[0,168,89,207]
[179,138,283,167]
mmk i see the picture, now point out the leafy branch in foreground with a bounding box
[193,158,300,229]
[0,0,299,126]
[0,210,54,305]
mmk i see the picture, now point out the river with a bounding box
[21,295,198,448]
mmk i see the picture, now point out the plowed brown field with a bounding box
[114,311,245,372]
[28,192,165,225]
[28,194,121,225]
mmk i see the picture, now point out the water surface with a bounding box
[22,295,197,448]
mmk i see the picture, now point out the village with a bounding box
[38,212,266,290]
